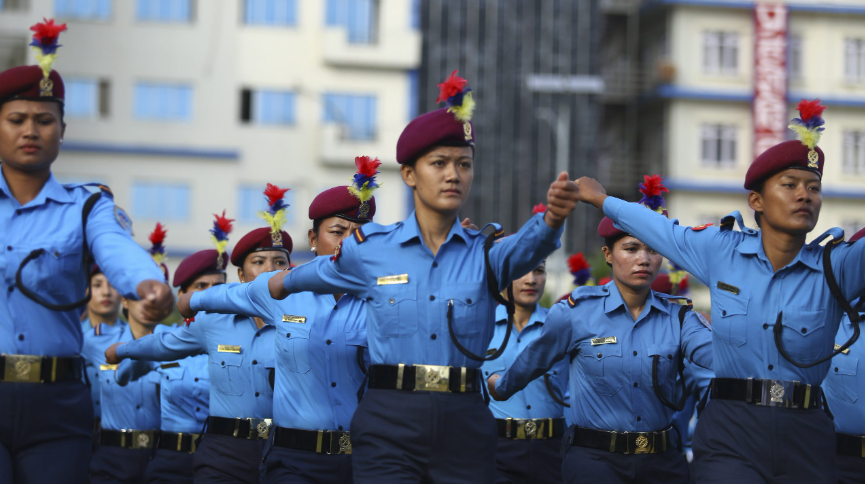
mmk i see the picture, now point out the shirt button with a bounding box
[15,210,21,215]
[196,407,201,411]
[597,352,602,358]
[467,299,472,304]
[18,334,24,341]
[8,286,13,293]
[667,354,672,360]
[633,351,637,356]
[485,371,489,375]
[255,392,260,397]
[835,367,839,372]
[331,382,337,387]
[636,416,641,421]
[722,310,727,316]
[286,333,291,338]
[768,365,774,370]
[763,323,769,329]
[338,425,343,430]
[221,361,225,365]
[517,339,521,343]
[255,333,260,338]
[333,305,338,310]
[800,327,807,334]
[430,334,437,340]
[389,298,395,304]
[633,382,639,387]
[194,378,199,382]
[252,360,258,365]
[165,376,169,380]
[5,246,11,251]
[526,405,531,410]
[136,405,141,409]
[326,340,332,345]
[429,295,435,301]
[432,262,438,268]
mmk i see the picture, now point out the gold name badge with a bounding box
[590,336,617,346]
[100,364,118,371]
[834,344,850,355]
[716,282,740,295]
[377,274,409,285]
[282,315,307,323]
[217,345,241,354]
[160,362,180,370]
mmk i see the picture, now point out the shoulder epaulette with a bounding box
[351,222,399,245]
[566,285,609,308]
[719,211,757,235]
[477,222,504,239]
[65,182,114,199]
[809,227,845,248]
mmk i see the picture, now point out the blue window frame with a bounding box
[411,0,420,30]
[326,0,377,44]
[244,0,297,26]
[254,90,296,125]
[322,93,377,141]
[407,70,418,121]
[237,185,294,225]
[136,0,192,22]
[55,0,112,20]
[65,78,100,119]
[134,82,193,121]
[131,182,190,221]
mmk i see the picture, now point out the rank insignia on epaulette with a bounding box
[96,184,113,195]
[353,228,366,244]
[114,206,133,234]
[692,223,713,232]
[696,312,711,329]
[567,295,577,308]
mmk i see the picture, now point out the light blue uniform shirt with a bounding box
[481,304,567,419]
[282,211,562,368]
[80,317,126,419]
[156,354,210,434]
[603,196,865,385]
[495,283,713,433]
[0,172,163,356]
[822,312,864,435]
[99,325,164,431]
[190,274,368,431]
[116,312,274,419]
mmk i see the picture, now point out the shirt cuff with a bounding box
[535,212,565,244]
[189,291,203,312]
[116,342,129,359]
[602,196,627,220]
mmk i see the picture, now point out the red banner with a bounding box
[753,3,788,158]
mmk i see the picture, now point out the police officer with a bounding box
[822,227,865,484]
[106,200,290,483]
[480,256,568,484]
[178,174,381,483]
[0,20,173,484]
[574,101,865,483]
[490,177,713,484]
[81,265,125,440]
[268,71,579,483]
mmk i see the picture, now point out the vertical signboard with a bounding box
[753,3,789,158]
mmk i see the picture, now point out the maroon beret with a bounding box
[0,65,64,105]
[396,108,474,164]
[850,227,865,243]
[230,227,292,267]
[744,140,824,190]
[598,217,626,239]
[173,249,229,289]
[309,186,376,222]
[651,273,673,294]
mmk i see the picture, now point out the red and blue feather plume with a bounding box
[209,210,234,259]
[29,18,66,78]
[436,70,475,122]
[567,252,594,286]
[532,203,547,215]
[148,222,168,265]
[638,175,669,215]
[349,156,382,202]
[788,99,827,150]
[258,184,289,236]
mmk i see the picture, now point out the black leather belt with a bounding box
[272,426,352,455]
[0,354,83,383]
[158,431,199,453]
[100,429,159,449]
[368,364,481,393]
[496,417,565,440]
[205,416,272,440]
[837,433,865,458]
[710,377,822,409]
[568,425,673,454]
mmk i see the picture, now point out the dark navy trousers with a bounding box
[350,389,497,483]
[0,380,93,484]
[561,436,689,484]
[262,445,352,483]
[144,448,194,484]
[494,437,562,484]
[837,453,865,484]
[192,433,267,483]
[90,445,152,484]
[693,399,836,483]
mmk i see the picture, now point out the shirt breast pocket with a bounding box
[646,344,679,396]
[212,352,245,396]
[713,290,749,347]
[445,283,485,337]
[372,283,418,338]
[779,309,826,363]
[579,342,623,397]
[18,240,84,299]
[282,324,311,374]
[162,368,186,403]
[829,357,859,404]
[345,330,368,383]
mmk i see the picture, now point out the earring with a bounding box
[311,247,316,251]
[60,139,64,144]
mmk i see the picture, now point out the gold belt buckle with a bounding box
[3,354,43,383]
[761,379,794,408]
[127,430,153,449]
[633,432,653,454]
[413,364,450,392]
[513,419,543,440]
[252,418,272,439]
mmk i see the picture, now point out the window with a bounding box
[407,70,418,121]
[701,124,738,168]
[244,0,297,26]
[55,0,112,20]
[131,182,190,221]
[322,93,377,141]
[0,0,28,11]
[843,131,865,175]
[788,35,802,80]
[134,82,193,121]
[137,0,193,22]
[410,0,420,30]
[845,39,865,83]
[65,78,109,119]
[326,0,378,44]
[237,186,294,224]
[240,89,296,125]
[703,31,739,76]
